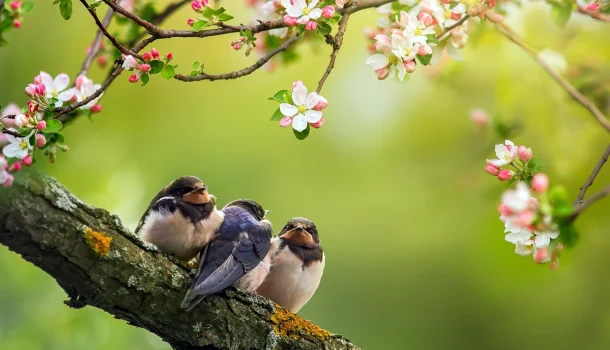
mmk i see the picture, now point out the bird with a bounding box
[135,176,224,262]
[180,199,273,311]
[256,217,325,313]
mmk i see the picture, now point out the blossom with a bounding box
[501,182,532,213]
[14,113,29,128]
[279,83,324,132]
[514,239,534,256]
[322,5,335,18]
[400,12,435,45]
[122,55,138,70]
[497,169,513,181]
[1,104,20,129]
[533,230,559,248]
[365,32,416,81]
[517,146,532,161]
[470,108,489,127]
[3,129,34,159]
[486,140,517,167]
[531,173,549,193]
[61,76,104,110]
[37,72,73,107]
[282,0,323,25]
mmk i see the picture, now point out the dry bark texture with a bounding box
[0,172,359,350]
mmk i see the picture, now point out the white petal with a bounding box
[279,103,298,117]
[292,114,307,132]
[280,0,292,8]
[388,65,396,79]
[286,6,303,17]
[309,8,322,20]
[0,171,8,184]
[534,235,550,248]
[40,71,54,89]
[4,130,18,144]
[3,144,20,158]
[365,54,389,70]
[397,62,406,81]
[446,45,463,60]
[297,15,310,24]
[494,144,508,160]
[58,88,76,101]
[453,3,466,13]
[304,92,320,109]
[54,74,70,91]
[304,109,322,123]
[292,85,308,105]
[309,0,319,9]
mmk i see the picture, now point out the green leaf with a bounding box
[189,70,199,76]
[89,2,101,9]
[270,108,284,121]
[21,2,35,13]
[527,156,547,173]
[217,13,234,21]
[140,3,157,21]
[52,0,61,5]
[149,60,164,74]
[417,54,432,66]
[192,19,209,31]
[140,72,150,86]
[0,17,13,32]
[44,119,63,133]
[549,1,573,27]
[59,0,73,20]
[557,220,579,247]
[192,61,201,69]
[203,7,215,18]
[268,90,289,103]
[0,36,7,47]
[293,124,310,140]
[214,7,226,15]
[161,65,175,79]
[317,22,332,36]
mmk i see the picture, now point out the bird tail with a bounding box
[180,289,206,312]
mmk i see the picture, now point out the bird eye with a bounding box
[305,227,315,235]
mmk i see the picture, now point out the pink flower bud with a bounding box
[279,116,292,127]
[404,60,416,73]
[27,101,38,114]
[516,210,534,226]
[497,169,513,181]
[470,108,489,127]
[292,80,304,89]
[139,63,151,72]
[11,162,21,172]
[417,12,433,26]
[375,67,389,80]
[13,20,21,29]
[585,3,600,12]
[450,12,461,20]
[532,173,549,193]
[166,53,173,61]
[417,44,432,56]
[283,15,298,26]
[440,0,450,3]
[10,1,22,10]
[485,163,500,176]
[21,155,32,166]
[3,174,14,188]
[128,74,140,83]
[142,52,152,61]
[187,18,195,27]
[322,5,335,18]
[517,146,532,161]
[151,48,160,59]
[15,114,29,128]
[25,84,36,98]
[534,248,550,264]
[75,75,85,89]
[35,83,46,96]
[36,134,46,148]
[191,0,203,11]
[498,203,512,217]
[310,117,324,129]
[37,120,46,131]
[305,21,318,31]
[96,56,108,67]
[201,0,209,5]
[91,104,103,113]
[233,43,241,50]
[314,96,328,111]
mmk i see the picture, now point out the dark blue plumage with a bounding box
[181,199,272,311]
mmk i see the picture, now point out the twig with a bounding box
[150,0,190,24]
[174,34,300,82]
[316,12,351,93]
[570,184,610,220]
[77,7,115,78]
[495,20,610,133]
[1,128,22,137]
[574,144,610,204]
[576,5,610,22]
[437,14,470,40]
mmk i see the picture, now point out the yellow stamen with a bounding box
[19,141,28,150]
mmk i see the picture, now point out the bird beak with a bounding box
[210,194,217,205]
[183,187,210,204]
[281,226,317,248]
[263,210,270,220]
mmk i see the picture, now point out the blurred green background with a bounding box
[2,1,610,349]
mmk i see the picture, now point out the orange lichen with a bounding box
[270,305,331,342]
[84,228,112,258]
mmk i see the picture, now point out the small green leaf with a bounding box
[202,7,215,18]
[192,61,201,69]
[293,124,310,140]
[317,22,332,36]
[417,54,432,66]
[161,65,175,79]
[192,19,209,31]
[59,0,73,20]
[268,90,289,103]
[217,13,234,21]
[44,119,63,133]
[149,60,164,74]
[21,2,35,13]
[52,0,61,5]
[0,17,13,32]
[214,7,226,15]
[189,70,198,76]
[270,108,284,121]
[141,72,150,86]
[89,2,101,9]
[557,220,579,247]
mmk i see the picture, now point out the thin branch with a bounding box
[150,0,191,24]
[2,128,22,137]
[174,34,300,82]
[316,12,351,94]
[437,14,470,40]
[495,20,610,133]
[576,5,610,22]
[77,8,115,78]
[570,184,610,220]
[574,144,610,204]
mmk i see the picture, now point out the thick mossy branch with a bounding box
[0,173,358,350]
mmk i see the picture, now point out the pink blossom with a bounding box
[191,0,203,12]
[166,53,173,61]
[36,134,46,148]
[532,173,549,193]
[533,247,550,264]
[305,21,318,31]
[139,63,151,72]
[187,18,195,27]
[517,146,532,161]
[91,104,103,113]
[15,114,29,128]
[375,67,389,80]
[417,12,433,26]
[515,210,534,227]
[279,116,292,127]
[21,155,32,166]
[13,20,20,29]
[417,44,432,56]
[322,5,335,19]
[585,3,600,12]
[310,117,324,129]
[485,163,500,176]
[37,121,46,131]
[25,84,36,98]
[3,174,14,188]
[34,83,46,96]
[151,48,160,59]
[11,162,21,172]
[470,109,489,127]
[284,15,299,26]
[292,80,304,89]
[142,52,152,61]
[233,43,241,50]
[335,0,347,8]
[10,1,22,10]
[27,101,38,114]
[314,96,328,111]
[96,56,108,67]
[404,60,416,73]
[128,74,140,83]
[497,169,513,181]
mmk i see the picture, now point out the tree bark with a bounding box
[0,172,359,350]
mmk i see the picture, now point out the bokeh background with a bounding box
[2,1,610,349]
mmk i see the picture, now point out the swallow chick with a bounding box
[180,199,273,311]
[256,217,325,313]
[135,176,223,262]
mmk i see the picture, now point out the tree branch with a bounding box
[77,7,115,78]
[0,173,359,350]
[570,184,610,220]
[437,14,469,40]
[495,20,610,133]
[316,11,351,94]
[574,144,610,204]
[174,34,301,82]
[576,5,610,22]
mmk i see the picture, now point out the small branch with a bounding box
[316,12,351,94]
[150,0,190,25]
[495,20,610,133]
[576,5,610,22]
[570,184,610,220]
[77,8,115,78]
[437,14,470,40]
[574,144,610,205]
[2,128,22,137]
[174,34,300,82]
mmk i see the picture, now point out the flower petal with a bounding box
[292,114,307,132]
[365,54,389,70]
[3,144,20,158]
[40,71,54,89]
[280,103,298,117]
[304,92,320,109]
[397,61,407,81]
[54,74,70,92]
[292,85,308,105]
[309,8,322,20]
[534,235,550,248]
[304,109,322,123]
[297,15,310,24]
[58,88,76,102]
[309,0,319,9]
